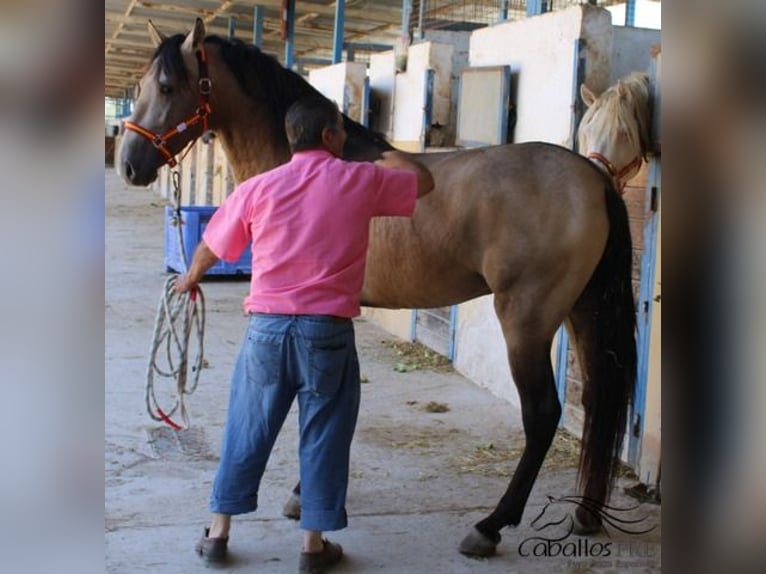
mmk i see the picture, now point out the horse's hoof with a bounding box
[458,527,500,558]
[572,514,601,535]
[282,492,301,520]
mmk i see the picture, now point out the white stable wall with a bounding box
[424,30,471,146]
[369,52,396,138]
[368,41,454,152]
[469,4,612,147]
[309,62,368,125]
[611,25,661,83]
[392,41,454,151]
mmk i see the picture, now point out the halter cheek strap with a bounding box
[123,46,212,168]
[587,152,643,193]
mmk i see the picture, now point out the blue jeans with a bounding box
[209,314,360,532]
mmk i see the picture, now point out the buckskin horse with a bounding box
[120,18,637,557]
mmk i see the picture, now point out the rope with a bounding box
[145,170,206,429]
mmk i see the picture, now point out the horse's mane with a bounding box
[579,71,652,158]
[153,34,391,160]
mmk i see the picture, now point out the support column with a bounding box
[332,0,345,64]
[227,16,236,39]
[625,0,636,27]
[252,5,264,47]
[416,0,427,40]
[284,0,296,69]
[526,0,547,17]
[401,0,413,36]
[498,0,509,22]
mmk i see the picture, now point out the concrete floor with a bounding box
[105,168,661,573]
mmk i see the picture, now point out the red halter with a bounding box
[587,152,643,194]
[123,46,212,168]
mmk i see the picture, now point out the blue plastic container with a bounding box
[164,205,252,276]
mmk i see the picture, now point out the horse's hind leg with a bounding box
[459,296,561,557]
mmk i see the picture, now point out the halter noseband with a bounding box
[123,46,212,168]
[587,152,643,194]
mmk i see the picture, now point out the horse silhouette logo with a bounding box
[518,495,656,558]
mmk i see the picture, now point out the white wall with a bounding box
[469,4,612,147]
[360,307,411,341]
[611,25,661,83]
[392,41,454,151]
[368,41,456,151]
[424,30,471,146]
[309,61,368,124]
[369,52,396,138]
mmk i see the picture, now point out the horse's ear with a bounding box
[147,20,166,47]
[182,17,206,53]
[580,84,597,108]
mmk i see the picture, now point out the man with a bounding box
[175,95,434,573]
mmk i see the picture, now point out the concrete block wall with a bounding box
[309,61,368,125]
[423,30,471,147]
[368,51,396,138]
[368,41,455,152]
[611,25,661,83]
[392,41,454,151]
[469,4,612,148]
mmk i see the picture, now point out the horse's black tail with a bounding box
[570,185,637,507]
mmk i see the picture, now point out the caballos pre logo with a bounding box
[518,495,656,558]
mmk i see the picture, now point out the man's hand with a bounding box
[172,240,220,293]
[374,150,412,170]
[174,273,197,294]
[375,150,435,198]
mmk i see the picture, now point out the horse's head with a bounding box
[578,72,652,193]
[120,18,211,186]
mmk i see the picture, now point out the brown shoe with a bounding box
[299,539,343,574]
[195,527,228,563]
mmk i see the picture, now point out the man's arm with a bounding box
[174,240,219,293]
[374,150,435,198]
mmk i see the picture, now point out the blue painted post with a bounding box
[526,0,545,17]
[448,305,458,361]
[252,5,264,47]
[629,159,660,467]
[332,0,345,64]
[570,38,586,152]
[401,0,413,35]
[361,76,370,126]
[284,0,295,69]
[228,16,236,39]
[416,0,426,39]
[498,0,509,22]
[625,0,636,27]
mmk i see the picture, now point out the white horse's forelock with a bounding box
[579,72,651,157]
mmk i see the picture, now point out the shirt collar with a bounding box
[291,149,335,161]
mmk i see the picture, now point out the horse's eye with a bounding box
[159,84,172,95]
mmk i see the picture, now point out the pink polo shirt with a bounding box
[202,149,418,317]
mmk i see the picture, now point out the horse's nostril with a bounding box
[124,160,135,182]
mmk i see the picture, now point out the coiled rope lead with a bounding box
[145,170,206,429]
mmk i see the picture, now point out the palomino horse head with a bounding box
[120,19,210,186]
[578,72,652,192]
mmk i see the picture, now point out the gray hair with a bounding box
[285,96,342,152]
